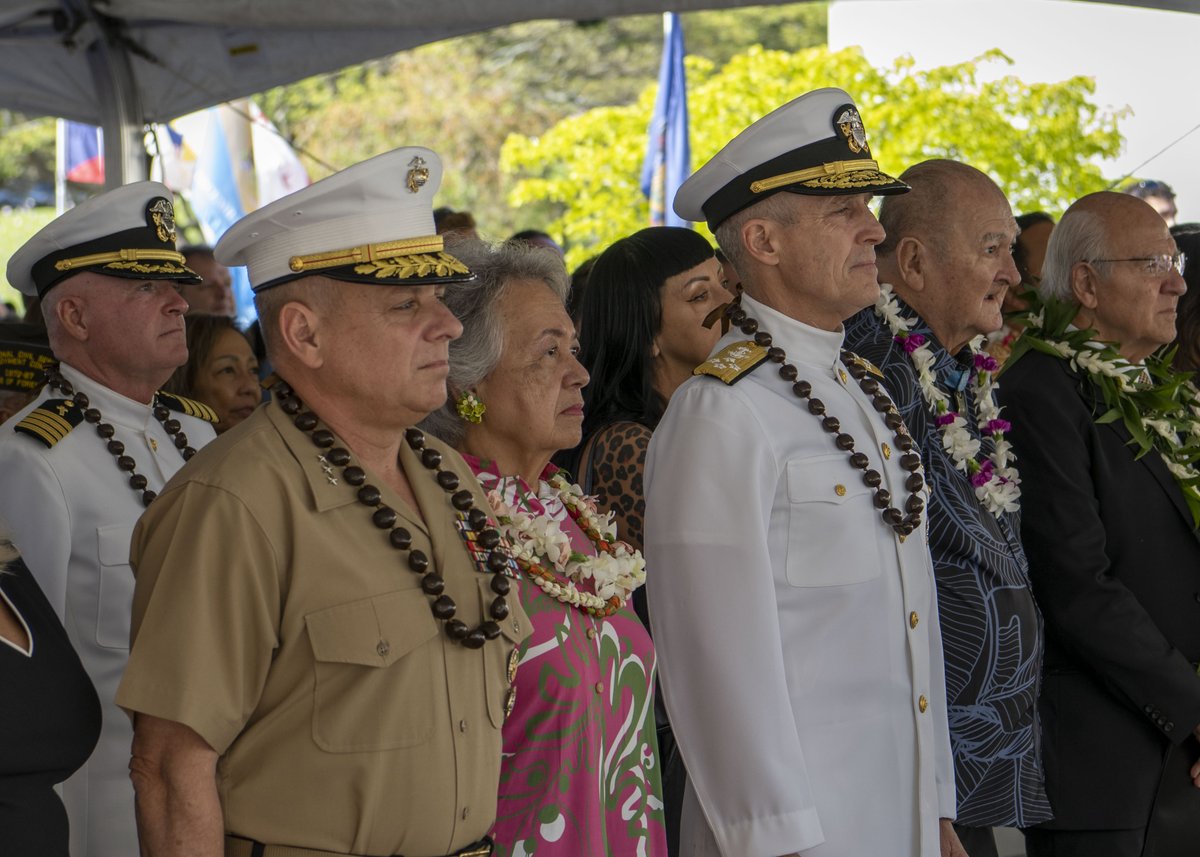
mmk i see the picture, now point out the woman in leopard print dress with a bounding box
[562,226,732,856]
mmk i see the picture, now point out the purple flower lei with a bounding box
[875,282,1020,514]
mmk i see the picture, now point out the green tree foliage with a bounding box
[0,112,55,187]
[255,4,826,237]
[501,46,1126,268]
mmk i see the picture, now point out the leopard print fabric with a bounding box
[585,421,653,553]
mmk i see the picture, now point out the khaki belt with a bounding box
[226,835,492,857]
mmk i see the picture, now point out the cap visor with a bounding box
[89,260,200,284]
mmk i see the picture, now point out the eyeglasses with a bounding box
[1089,252,1186,276]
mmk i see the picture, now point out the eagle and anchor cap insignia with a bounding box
[673,87,909,232]
[8,182,198,298]
[215,146,475,292]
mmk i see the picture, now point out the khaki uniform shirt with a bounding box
[117,400,529,857]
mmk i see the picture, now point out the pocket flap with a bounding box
[97,524,134,566]
[306,589,439,668]
[787,455,870,505]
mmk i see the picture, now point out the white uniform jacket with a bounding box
[0,363,215,857]
[644,296,955,857]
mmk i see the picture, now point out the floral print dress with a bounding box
[466,455,666,857]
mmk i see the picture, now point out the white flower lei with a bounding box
[1029,330,1200,509]
[485,471,646,614]
[1010,288,1200,527]
[875,283,1021,516]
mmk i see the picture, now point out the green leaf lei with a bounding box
[1003,289,1200,528]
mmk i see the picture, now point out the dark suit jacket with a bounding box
[999,350,1200,838]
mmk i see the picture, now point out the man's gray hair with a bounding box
[713,193,801,276]
[1039,208,1110,303]
[252,277,332,363]
[420,239,569,446]
[877,161,959,258]
[40,275,90,357]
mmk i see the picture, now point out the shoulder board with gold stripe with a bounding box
[156,391,219,423]
[13,398,83,448]
[844,351,884,379]
[693,341,768,385]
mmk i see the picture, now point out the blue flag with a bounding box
[641,12,690,228]
[188,109,255,325]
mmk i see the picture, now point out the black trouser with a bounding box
[954,824,999,857]
[1023,827,1145,857]
[657,722,686,857]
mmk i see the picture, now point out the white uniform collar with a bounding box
[739,293,845,373]
[59,362,156,431]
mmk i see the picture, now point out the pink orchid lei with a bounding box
[875,283,1021,516]
[484,471,647,615]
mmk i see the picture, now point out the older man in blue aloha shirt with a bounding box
[843,159,1052,857]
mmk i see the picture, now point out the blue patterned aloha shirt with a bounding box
[845,301,1053,828]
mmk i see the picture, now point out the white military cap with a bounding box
[7,181,197,297]
[216,146,472,292]
[674,87,909,231]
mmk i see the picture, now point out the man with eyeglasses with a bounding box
[998,191,1200,857]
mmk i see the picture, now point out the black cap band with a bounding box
[701,135,908,231]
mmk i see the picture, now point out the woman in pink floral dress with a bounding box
[422,240,666,857]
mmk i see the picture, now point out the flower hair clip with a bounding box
[456,390,487,424]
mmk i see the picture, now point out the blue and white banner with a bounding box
[641,12,691,228]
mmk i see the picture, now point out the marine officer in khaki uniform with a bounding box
[116,147,531,857]
[0,182,216,857]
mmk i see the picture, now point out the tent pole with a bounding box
[86,20,147,188]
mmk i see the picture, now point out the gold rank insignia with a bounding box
[14,398,83,448]
[155,391,219,423]
[844,351,885,380]
[693,341,768,385]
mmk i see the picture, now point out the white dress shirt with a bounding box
[0,362,215,857]
[645,295,955,857]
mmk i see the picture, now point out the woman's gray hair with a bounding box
[1039,208,1111,303]
[420,238,570,446]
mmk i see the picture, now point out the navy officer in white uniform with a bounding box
[0,182,218,857]
[644,88,961,857]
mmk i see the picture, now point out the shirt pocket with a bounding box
[784,454,882,588]
[305,589,440,753]
[481,577,531,730]
[96,524,135,649]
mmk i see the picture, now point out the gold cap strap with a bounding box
[54,248,187,272]
[750,160,882,194]
[288,235,445,273]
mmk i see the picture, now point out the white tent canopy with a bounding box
[0,0,1196,185]
[0,0,782,185]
